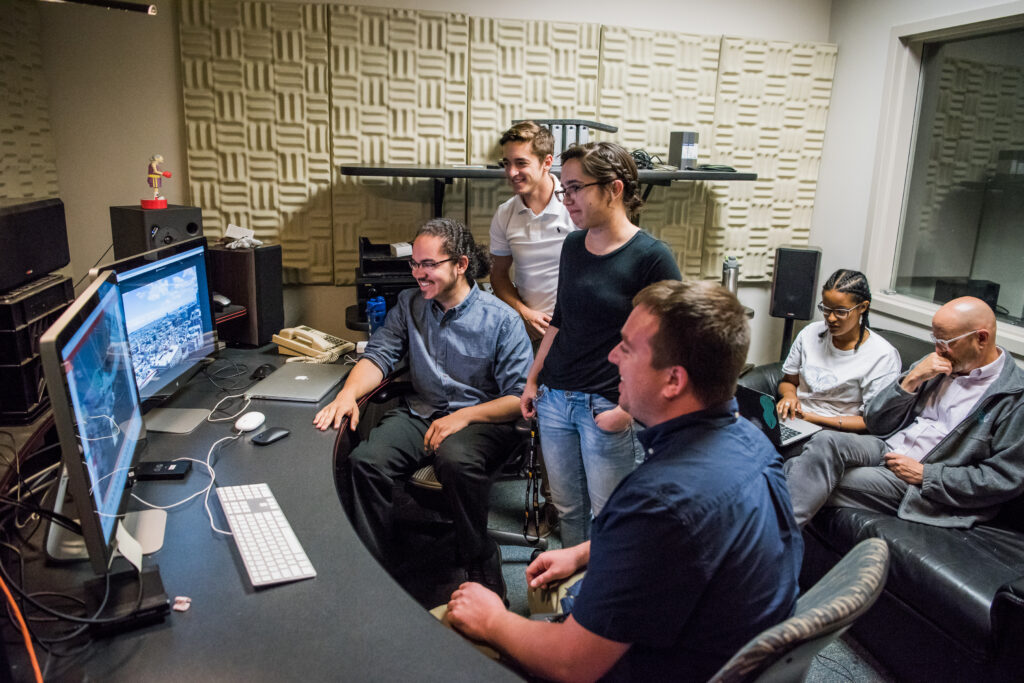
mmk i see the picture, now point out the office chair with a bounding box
[330,370,548,554]
[707,537,889,683]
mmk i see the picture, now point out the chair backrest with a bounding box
[707,537,890,683]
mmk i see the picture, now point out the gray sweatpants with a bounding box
[783,430,909,526]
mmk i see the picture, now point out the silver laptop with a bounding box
[246,363,349,402]
[735,384,822,448]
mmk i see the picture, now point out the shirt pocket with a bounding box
[449,350,493,390]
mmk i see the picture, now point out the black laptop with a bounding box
[735,384,822,448]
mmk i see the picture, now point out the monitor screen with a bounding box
[40,272,145,573]
[101,238,216,402]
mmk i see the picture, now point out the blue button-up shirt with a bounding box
[362,282,533,419]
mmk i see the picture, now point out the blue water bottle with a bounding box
[366,295,386,335]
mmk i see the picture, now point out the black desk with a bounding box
[339,163,758,216]
[17,348,518,681]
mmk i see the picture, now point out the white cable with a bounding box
[126,436,237,535]
[206,393,251,423]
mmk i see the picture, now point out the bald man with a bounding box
[784,296,1024,528]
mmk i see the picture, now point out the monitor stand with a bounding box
[45,469,167,563]
[144,407,210,434]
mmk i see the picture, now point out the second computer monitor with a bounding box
[96,237,216,402]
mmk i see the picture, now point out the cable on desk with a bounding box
[0,569,43,682]
[0,553,136,626]
[128,436,239,536]
[207,392,251,423]
[203,357,253,392]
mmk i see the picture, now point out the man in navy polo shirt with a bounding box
[445,280,802,681]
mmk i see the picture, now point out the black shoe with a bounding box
[467,548,508,606]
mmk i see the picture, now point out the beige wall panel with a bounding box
[466,18,601,249]
[180,0,332,284]
[704,37,836,281]
[0,0,59,205]
[596,26,719,279]
[331,7,469,282]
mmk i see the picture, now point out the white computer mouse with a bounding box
[234,411,266,432]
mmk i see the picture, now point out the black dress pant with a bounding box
[346,407,517,568]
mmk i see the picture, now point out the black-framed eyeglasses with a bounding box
[817,302,863,320]
[408,257,456,271]
[554,181,611,202]
[929,329,980,350]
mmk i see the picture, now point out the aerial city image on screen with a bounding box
[121,265,205,392]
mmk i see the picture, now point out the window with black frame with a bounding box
[895,28,1024,326]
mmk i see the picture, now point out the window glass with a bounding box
[896,29,1024,327]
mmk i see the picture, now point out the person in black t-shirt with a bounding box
[520,142,681,548]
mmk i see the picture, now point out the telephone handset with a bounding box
[273,325,355,362]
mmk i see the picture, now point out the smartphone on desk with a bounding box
[272,325,355,358]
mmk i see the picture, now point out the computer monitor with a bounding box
[91,237,217,433]
[39,271,152,574]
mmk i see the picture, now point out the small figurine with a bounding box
[142,154,173,209]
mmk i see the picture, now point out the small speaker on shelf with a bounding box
[770,247,822,321]
[0,199,71,293]
[208,245,284,346]
[109,205,203,259]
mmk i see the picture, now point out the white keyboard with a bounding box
[216,483,317,587]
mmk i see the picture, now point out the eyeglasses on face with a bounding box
[408,257,456,271]
[817,302,863,320]
[554,180,611,202]
[929,329,980,349]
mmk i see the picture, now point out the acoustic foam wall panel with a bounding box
[179,5,837,284]
[180,0,333,284]
[329,6,470,281]
[702,37,836,281]
[595,26,721,279]
[0,0,60,205]
[465,17,603,248]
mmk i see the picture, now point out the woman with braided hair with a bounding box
[520,141,681,548]
[776,268,901,434]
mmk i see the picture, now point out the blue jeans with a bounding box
[535,386,643,548]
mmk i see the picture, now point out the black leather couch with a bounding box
[738,328,1024,682]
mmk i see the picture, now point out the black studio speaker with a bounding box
[109,205,203,259]
[0,199,71,293]
[209,245,284,346]
[770,247,822,321]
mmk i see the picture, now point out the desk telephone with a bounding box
[272,326,355,363]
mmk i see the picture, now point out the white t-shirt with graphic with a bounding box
[781,321,902,417]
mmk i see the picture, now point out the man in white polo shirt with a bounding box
[490,121,577,342]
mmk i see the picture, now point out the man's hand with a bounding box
[902,352,953,393]
[446,581,508,642]
[884,452,924,485]
[424,411,471,452]
[313,394,359,431]
[776,395,803,420]
[594,406,631,433]
[526,546,586,589]
[519,307,552,341]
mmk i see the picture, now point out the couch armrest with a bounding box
[993,576,1024,659]
[737,362,784,398]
